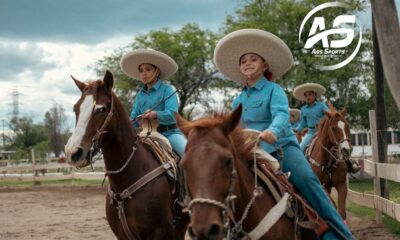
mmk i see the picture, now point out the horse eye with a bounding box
[96,106,106,113]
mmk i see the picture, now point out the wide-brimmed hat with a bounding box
[213,28,293,83]
[293,83,326,101]
[120,49,178,80]
[289,108,301,121]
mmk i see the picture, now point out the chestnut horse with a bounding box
[306,104,351,220]
[65,71,188,240]
[177,105,316,240]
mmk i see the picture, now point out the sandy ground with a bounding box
[0,186,398,240]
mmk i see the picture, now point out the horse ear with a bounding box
[221,104,242,135]
[175,112,192,137]
[103,70,114,92]
[71,75,86,92]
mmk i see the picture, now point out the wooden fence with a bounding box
[346,159,400,223]
[343,110,400,224]
[0,149,105,182]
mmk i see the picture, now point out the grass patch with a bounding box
[349,179,400,204]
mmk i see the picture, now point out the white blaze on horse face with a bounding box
[337,120,350,150]
[65,95,94,155]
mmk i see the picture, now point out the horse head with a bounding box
[322,102,352,158]
[65,70,115,168]
[176,105,243,240]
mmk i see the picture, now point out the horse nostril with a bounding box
[206,224,221,239]
[71,147,83,162]
[188,226,197,239]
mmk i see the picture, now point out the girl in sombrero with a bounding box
[120,49,187,157]
[293,83,328,152]
[214,28,352,239]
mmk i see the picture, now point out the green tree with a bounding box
[44,104,69,157]
[95,23,220,119]
[223,0,378,129]
[9,117,47,150]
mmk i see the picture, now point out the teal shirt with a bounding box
[232,77,298,153]
[130,79,178,128]
[295,100,329,132]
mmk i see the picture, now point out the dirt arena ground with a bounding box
[0,186,398,240]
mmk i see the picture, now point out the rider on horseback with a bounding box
[293,83,328,152]
[293,84,360,173]
[213,28,353,239]
[120,49,187,157]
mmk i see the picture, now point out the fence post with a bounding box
[31,148,40,186]
[369,110,382,223]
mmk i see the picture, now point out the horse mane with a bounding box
[183,111,258,164]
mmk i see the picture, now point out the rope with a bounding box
[188,198,227,210]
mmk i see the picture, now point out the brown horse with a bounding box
[176,105,316,240]
[306,103,351,220]
[65,71,188,240]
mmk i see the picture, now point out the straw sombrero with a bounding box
[120,49,178,80]
[213,29,293,83]
[293,83,326,102]
[289,108,301,122]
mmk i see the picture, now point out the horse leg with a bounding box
[335,183,347,220]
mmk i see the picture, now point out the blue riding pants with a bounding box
[267,143,353,240]
[163,129,187,157]
[300,128,316,152]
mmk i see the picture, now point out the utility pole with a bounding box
[1,119,4,150]
[372,14,389,198]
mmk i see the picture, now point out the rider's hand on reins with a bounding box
[258,130,277,144]
[142,110,157,120]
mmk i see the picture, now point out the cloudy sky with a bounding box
[0,0,399,130]
[0,0,240,129]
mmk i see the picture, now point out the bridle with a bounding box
[79,90,139,174]
[311,116,352,174]
[184,136,263,239]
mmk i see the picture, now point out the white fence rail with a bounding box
[0,149,105,182]
[344,110,400,224]
[346,158,400,222]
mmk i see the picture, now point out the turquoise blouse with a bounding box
[232,76,298,153]
[130,79,178,128]
[295,100,328,132]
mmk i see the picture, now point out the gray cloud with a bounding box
[0,42,55,81]
[0,0,237,43]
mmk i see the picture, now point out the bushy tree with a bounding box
[44,104,69,157]
[9,117,47,150]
